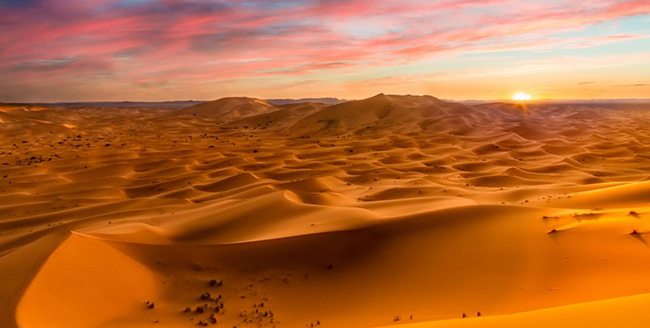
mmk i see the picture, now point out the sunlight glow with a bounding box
[512,92,533,101]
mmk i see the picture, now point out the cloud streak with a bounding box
[0,0,648,101]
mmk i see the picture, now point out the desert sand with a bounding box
[2,95,650,327]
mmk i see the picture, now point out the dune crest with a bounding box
[175,97,278,120]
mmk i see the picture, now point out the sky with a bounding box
[0,0,649,102]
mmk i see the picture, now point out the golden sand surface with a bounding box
[2,95,650,327]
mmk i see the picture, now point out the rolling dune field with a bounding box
[2,95,650,327]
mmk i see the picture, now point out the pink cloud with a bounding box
[0,0,648,101]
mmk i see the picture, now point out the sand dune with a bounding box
[175,97,279,121]
[0,102,48,112]
[288,94,463,136]
[2,95,650,327]
[385,292,650,327]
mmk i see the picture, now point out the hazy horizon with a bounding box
[5,95,650,106]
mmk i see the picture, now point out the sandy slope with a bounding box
[384,292,650,328]
[0,102,48,112]
[175,97,279,121]
[2,95,650,327]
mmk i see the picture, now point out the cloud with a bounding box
[0,0,43,8]
[0,0,649,101]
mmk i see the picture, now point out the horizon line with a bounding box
[5,96,650,105]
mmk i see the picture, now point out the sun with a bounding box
[512,92,532,101]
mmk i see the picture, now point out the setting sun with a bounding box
[512,92,533,101]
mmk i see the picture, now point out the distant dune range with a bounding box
[2,95,650,327]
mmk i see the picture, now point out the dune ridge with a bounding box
[2,95,650,327]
